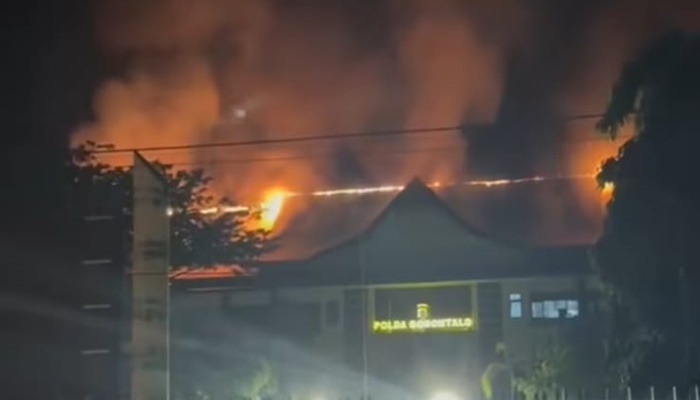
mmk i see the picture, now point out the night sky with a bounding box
[4,0,99,233]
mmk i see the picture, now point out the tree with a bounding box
[595,31,700,386]
[69,142,273,269]
[514,344,568,400]
[513,316,609,399]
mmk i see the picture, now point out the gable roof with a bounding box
[364,177,516,244]
[306,178,523,262]
[171,179,602,284]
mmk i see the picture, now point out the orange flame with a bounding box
[259,188,288,230]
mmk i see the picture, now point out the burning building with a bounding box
[171,178,605,400]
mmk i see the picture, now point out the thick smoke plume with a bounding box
[76,0,510,187]
[75,0,700,239]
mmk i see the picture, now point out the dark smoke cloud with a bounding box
[453,0,700,243]
[74,0,700,237]
[79,0,500,196]
[465,0,700,179]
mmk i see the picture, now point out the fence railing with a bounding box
[523,386,700,400]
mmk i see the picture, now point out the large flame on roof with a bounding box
[192,188,289,230]
[259,188,288,230]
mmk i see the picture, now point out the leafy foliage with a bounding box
[514,344,568,400]
[513,319,608,398]
[69,141,272,269]
[595,31,700,385]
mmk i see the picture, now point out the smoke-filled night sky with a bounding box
[69,0,700,240]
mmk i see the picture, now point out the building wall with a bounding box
[501,276,603,366]
[172,274,603,399]
[63,192,129,400]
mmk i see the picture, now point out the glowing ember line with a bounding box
[220,205,253,213]
[167,174,597,219]
[310,185,405,197]
[302,174,595,198]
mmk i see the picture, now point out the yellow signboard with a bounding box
[372,317,475,334]
[372,303,474,334]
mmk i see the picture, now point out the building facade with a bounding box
[172,180,603,400]
[48,173,131,400]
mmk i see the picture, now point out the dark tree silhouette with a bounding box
[69,142,273,269]
[595,31,700,386]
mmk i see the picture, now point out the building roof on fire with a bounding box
[173,177,599,288]
[262,176,602,261]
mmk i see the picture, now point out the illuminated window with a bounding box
[531,299,579,319]
[509,293,522,318]
[531,302,544,318]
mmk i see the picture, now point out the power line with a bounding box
[93,136,460,159]
[146,146,463,167]
[93,113,608,155]
[99,132,629,169]
[94,125,461,154]
[564,113,607,121]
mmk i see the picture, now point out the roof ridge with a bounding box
[306,177,532,262]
